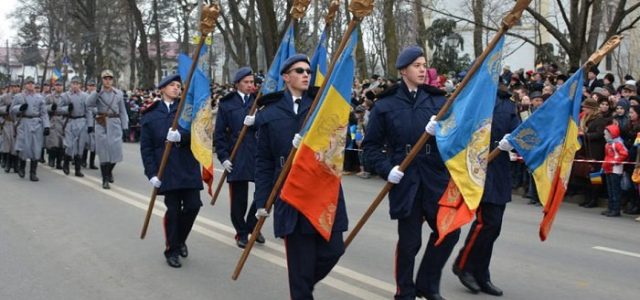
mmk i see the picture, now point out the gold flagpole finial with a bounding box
[325,0,341,25]
[291,0,312,20]
[200,2,221,35]
[587,35,624,67]
[502,0,532,29]
[349,0,375,20]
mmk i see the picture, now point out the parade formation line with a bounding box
[40,164,395,299]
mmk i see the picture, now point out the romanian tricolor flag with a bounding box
[507,68,583,241]
[309,29,329,88]
[434,36,505,245]
[280,29,358,241]
[177,54,215,195]
[51,68,62,81]
[261,23,296,94]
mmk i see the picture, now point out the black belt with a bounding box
[69,116,86,119]
[98,113,120,118]
[22,115,40,119]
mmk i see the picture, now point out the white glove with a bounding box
[222,160,233,173]
[387,165,404,184]
[243,115,255,126]
[166,128,181,142]
[425,115,438,135]
[255,208,270,218]
[292,133,303,149]
[149,176,162,188]
[498,134,514,151]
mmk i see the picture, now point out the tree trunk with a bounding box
[382,0,398,78]
[356,24,368,79]
[127,8,137,90]
[126,0,155,89]
[472,0,484,58]
[256,0,279,66]
[153,0,162,82]
[414,0,428,51]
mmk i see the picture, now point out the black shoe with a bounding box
[584,200,598,208]
[179,244,188,258]
[255,233,265,244]
[102,180,110,189]
[62,156,70,175]
[601,210,610,215]
[236,237,248,249]
[625,206,640,215]
[606,211,621,217]
[17,160,26,178]
[479,281,503,296]
[166,256,181,268]
[29,161,39,182]
[74,156,84,177]
[457,271,480,293]
[417,291,446,300]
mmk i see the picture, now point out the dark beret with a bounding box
[280,54,310,74]
[396,46,424,69]
[233,67,253,84]
[157,74,181,89]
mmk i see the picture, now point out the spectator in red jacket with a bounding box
[602,123,628,217]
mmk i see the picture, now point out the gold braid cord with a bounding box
[291,0,312,20]
[325,0,341,25]
[502,0,532,29]
[587,35,624,66]
[349,0,374,19]
[200,3,221,35]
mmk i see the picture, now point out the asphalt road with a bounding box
[1,143,639,299]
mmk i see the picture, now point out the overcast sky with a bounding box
[0,0,18,43]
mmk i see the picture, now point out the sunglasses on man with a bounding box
[288,67,312,75]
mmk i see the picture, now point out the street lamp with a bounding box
[446,33,460,49]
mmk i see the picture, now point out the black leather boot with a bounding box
[107,163,115,183]
[17,159,26,178]
[29,160,39,182]
[48,149,56,167]
[0,153,6,169]
[3,154,11,173]
[89,151,98,169]
[39,149,45,163]
[62,155,71,175]
[74,156,84,177]
[100,164,110,189]
[55,148,64,169]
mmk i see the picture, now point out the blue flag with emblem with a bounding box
[433,36,505,245]
[309,29,328,88]
[177,53,210,131]
[507,67,583,241]
[261,23,296,94]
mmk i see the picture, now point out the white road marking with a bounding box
[45,167,395,299]
[592,246,640,259]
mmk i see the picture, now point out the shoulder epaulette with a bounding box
[418,84,447,96]
[219,92,236,102]
[257,90,285,107]
[141,100,161,115]
[376,83,400,99]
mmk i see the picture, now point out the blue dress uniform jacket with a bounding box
[363,82,450,219]
[482,90,520,205]
[214,92,257,182]
[140,100,203,195]
[254,89,348,238]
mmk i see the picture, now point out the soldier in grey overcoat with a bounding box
[86,70,129,189]
[45,79,66,169]
[0,81,21,173]
[10,76,50,181]
[61,76,92,177]
[81,80,99,169]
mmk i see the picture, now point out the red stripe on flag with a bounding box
[539,170,567,241]
[435,179,475,246]
[202,164,214,196]
[280,144,340,241]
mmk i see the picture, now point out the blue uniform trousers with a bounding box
[395,186,460,299]
[229,181,258,239]
[285,224,345,300]
[163,189,202,258]
[453,202,505,283]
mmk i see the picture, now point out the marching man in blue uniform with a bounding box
[451,86,520,297]
[214,67,264,248]
[362,46,459,300]
[253,54,348,299]
[140,74,203,268]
